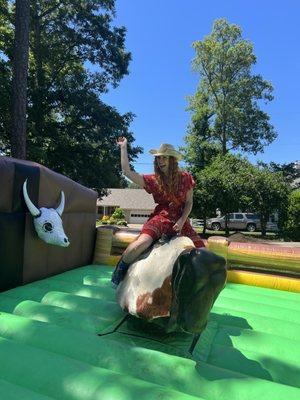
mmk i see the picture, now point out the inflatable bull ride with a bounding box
[0,156,300,400]
[116,236,227,352]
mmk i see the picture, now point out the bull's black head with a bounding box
[168,248,227,334]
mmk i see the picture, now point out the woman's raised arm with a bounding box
[117,137,145,188]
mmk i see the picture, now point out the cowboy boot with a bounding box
[111,258,130,289]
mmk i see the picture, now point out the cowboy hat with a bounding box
[149,143,183,161]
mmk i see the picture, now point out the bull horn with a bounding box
[23,179,41,217]
[55,191,65,216]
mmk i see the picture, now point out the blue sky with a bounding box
[101,0,300,174]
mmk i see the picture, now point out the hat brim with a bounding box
[149,149,182,161]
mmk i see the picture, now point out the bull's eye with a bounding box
[42,222,53,233]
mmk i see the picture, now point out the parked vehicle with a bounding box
[190,218,204,228]
[206,213,279,232]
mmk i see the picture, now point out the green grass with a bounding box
[194,227,279,239]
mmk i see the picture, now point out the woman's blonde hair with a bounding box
[154,156,181,196]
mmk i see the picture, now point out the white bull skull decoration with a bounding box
[23,179,70,247]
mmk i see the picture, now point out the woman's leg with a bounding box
[111,233,153,288]
[181,222,205,248]
[122,233,154,264]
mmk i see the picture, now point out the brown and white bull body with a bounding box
[116,236,227,334]
[116,236,194,320]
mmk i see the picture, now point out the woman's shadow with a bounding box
[195,313,273,382]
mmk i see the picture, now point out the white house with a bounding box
[97,188,156,224]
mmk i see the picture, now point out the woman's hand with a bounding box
[117,136,127,148]
[117,136,144,188]
[173,218,185,234]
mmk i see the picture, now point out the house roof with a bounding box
[97,188,156,210]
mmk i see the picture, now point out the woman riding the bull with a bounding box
[111,136,205,288]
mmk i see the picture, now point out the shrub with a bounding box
[111,207,125,220]
[116,220,127,226]
[283,190,300,240]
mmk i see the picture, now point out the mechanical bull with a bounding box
[116,236,227,344]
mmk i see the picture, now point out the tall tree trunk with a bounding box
[32,2,45,140]
[221,131,227,155]
[225,213,229,236]
[10,0,30,159]
[260,213,267,237]
[32,1,46,155]
[202,216,207,235]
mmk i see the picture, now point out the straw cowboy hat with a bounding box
[149,143,183,161]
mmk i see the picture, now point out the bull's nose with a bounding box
[63,237,70,247]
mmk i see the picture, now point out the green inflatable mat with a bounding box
[0,264,299,400]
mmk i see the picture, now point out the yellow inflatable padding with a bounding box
[227,269,300,293]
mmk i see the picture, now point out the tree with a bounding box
[183,135,221,175]
[190,19,276,155]
[244,165,290,236]
[193,154,251,234]
[0,59,11,153]
[283,190,300,241]
[0,0,13,152]
[10,0,30,159]
[192,172,219,235]
[0,1,141,194]
[258,161,300,189]
[193,154,290,236]
[182,98,222,174]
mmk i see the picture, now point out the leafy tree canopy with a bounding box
[192,153,290,235]
[189,19,276,155]
[0,0,141,194]
[283,190,300,240]
[257,161,300,188]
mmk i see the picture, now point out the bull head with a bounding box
[167,248,227,333]
[23,179,70,247]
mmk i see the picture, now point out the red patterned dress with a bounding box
[141,171,205,248]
